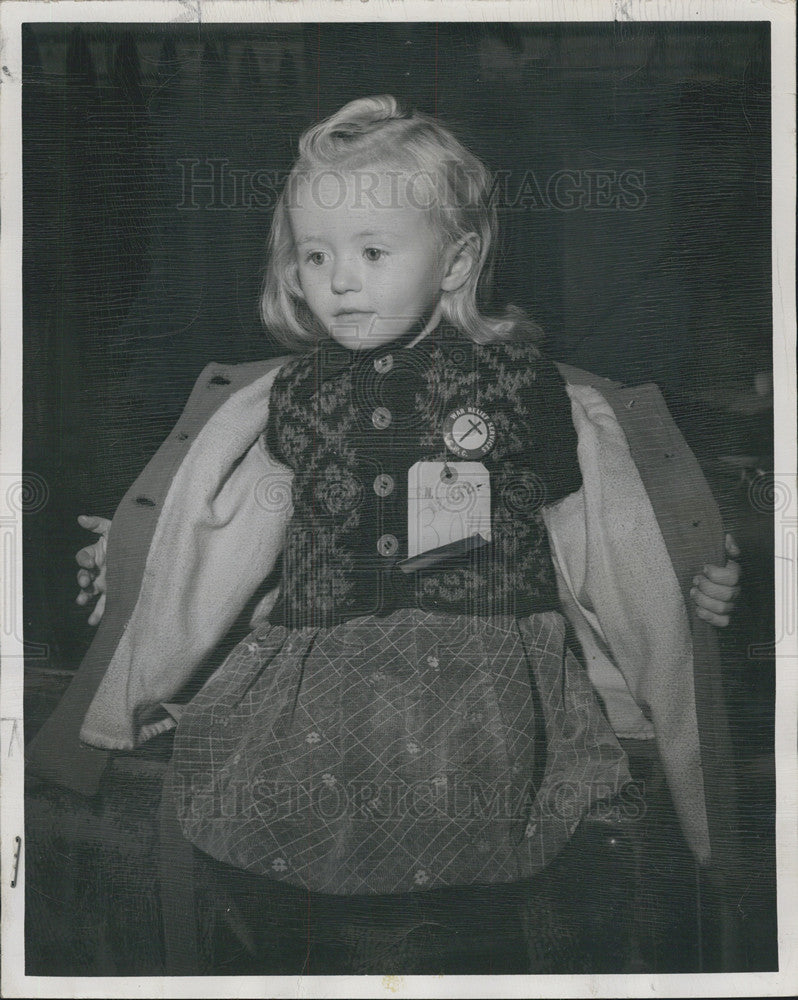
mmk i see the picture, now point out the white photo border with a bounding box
[1,1,795,997]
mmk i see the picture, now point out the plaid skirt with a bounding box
[169,608,628,895]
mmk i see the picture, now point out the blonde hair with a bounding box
[260,95,542,351]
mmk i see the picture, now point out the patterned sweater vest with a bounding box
[266,329,582,628]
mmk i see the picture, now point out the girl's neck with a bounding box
[404,303,444,349]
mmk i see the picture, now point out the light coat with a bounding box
[26,356,738,879]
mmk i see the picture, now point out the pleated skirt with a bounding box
[169,608,628,895]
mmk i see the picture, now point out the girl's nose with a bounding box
[330,258,362,294]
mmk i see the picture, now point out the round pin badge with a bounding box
[443,406,496,459]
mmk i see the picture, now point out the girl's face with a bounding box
[289,170,448,351]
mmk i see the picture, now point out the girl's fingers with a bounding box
[696,606,730,627]
[76,547,97,570]
[724,533,741,559]
[700,561,741,586]
[78,514,111,535]
[75,517,109,622]
[693,575,741,602]
[87,593,106,626]
[76,583,99,603]
[691,588,735,615]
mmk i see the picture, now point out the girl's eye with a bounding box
[364,247,385,262]
[305,251,326,266]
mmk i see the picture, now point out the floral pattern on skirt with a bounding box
[169,609,629,895]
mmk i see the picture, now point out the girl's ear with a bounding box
[440,233,481,292]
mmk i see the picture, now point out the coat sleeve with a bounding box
[551,367,740,887]
[544,382,710,861]
[597,377,743,962]
[26,358,291,796]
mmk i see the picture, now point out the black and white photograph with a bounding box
[1,0,795,996]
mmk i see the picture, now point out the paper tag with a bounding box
[407,462,491,559]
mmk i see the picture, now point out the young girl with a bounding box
[62,95,740,975]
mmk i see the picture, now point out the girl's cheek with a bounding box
[297,271,318,297]
[302,266,325,286]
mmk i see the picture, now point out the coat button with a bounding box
[376,533,399,557]
[374,354,394,374]
[373,474,395,497]
[371,406,392,430]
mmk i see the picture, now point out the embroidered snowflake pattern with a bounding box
[426,655,439,669]
[271,858,288,873]
[267,339,573,626]
[305,731,321,745]
[244,641,260,656]
[413,870,429,885]
[525,822,538,839]
[406,741,421,756]
[321,773,336,787]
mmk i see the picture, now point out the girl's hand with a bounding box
[75,514,111,626]
[690,533,742,628]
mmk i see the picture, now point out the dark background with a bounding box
[21,19,775,970]
[22,20,773,676]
